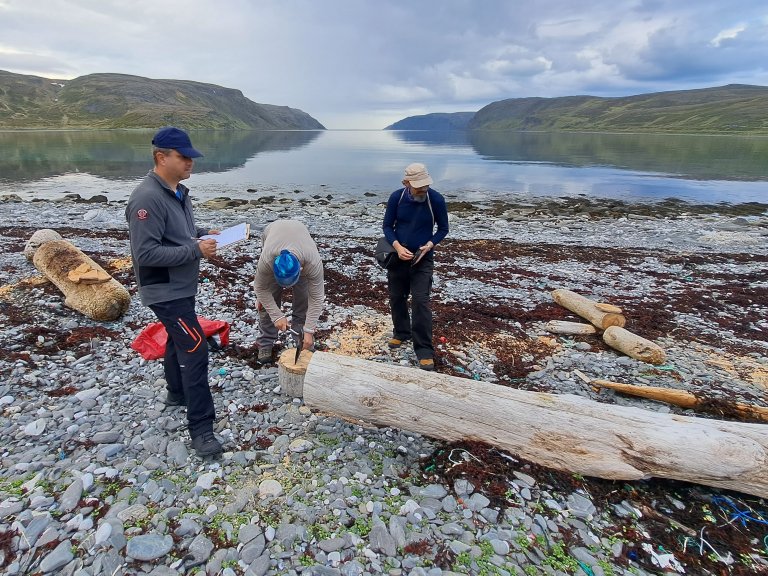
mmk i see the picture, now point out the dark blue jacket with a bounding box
[382,187,449,250]
[125,171,208,306]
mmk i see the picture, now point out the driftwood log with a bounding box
[33,240,130,321]
[544,320,597,335]
[602,325,667,365]
[302,352,768,497]
[551,289,626,329]
[592,379,768,423]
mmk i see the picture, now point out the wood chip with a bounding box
[573,369,592,384]
[67,265,111,284]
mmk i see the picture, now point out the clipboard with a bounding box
[200,222,250,248]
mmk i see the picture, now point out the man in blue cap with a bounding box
[126,126,223,457]
[252,220,325,363]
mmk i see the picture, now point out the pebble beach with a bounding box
[0,191,767,576]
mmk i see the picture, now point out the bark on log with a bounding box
[303,351,768,497]
[602,326,666,365]
[592,379,768,423]
[545,320,597,335]
[551,289,626,329]
[278,348,313,397]
[33,240,130,321]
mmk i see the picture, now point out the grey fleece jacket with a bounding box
[126,171,208,306]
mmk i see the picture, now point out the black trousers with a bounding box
[148,296,215,438]
[387,251,435,359]
[257,276,310,348]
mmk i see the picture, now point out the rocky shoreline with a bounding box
[0,193,767,576]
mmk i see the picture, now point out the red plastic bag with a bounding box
[130,317,230,360]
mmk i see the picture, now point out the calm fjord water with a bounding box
[1,129,767,205]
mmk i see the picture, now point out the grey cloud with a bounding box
[1,0,766,128]
[609,18,768,83]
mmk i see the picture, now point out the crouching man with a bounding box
[253,220,324,363]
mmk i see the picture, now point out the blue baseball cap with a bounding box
[274,250,301,287]
[151,127,203,158]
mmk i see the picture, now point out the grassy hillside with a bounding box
[468,85,768,134]
[0,71,325,130]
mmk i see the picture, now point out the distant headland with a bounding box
[0,70,325,130]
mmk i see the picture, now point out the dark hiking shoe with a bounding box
[257,345,273,364]
[164,391,186,406]
[388,338,404,349]
[192,431,223,457]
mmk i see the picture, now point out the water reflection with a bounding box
[388,130,472,148]
[2,129,767,204]
[0,130,322,182]
[466,131,768,181]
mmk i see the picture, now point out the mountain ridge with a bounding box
[0,70,325,130]
[387,84,768,134]
[385,112,475,130]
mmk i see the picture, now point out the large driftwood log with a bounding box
[592,379,768,423]
[303,352,768,497]
[33,240,130,321]
[551,289,626,329]
[602,326,666,365]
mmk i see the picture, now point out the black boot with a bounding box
[164,390,186,406]
[191,431,223,456]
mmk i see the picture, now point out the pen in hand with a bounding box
[196,237,217,259]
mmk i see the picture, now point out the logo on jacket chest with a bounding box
[137,209,149,220]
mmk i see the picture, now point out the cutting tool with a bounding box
[289,328,304,364]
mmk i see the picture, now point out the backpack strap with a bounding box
[426,189,435,228]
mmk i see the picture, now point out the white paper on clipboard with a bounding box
[200,222,250,248]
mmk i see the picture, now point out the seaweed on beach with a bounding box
[423,440,768,575]
[315,235,768,403]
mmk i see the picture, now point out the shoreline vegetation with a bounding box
[0,192,766,575]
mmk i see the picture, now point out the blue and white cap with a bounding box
[273,249,301,287]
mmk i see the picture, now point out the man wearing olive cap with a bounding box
[126,126,223,457]
[252,220,325,364]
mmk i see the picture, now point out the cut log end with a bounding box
[278,348,313,398]
[601,313,627,329]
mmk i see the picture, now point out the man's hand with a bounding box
[394,241,413,260]
[275,317,289,332]
[198,238,217,259]
[303,332,314,349]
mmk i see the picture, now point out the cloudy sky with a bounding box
[1,0,766,129]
